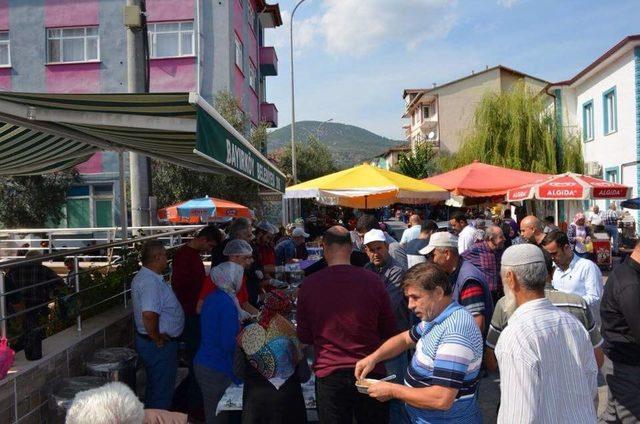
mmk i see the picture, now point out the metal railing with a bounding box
[0,226,202,344]
[0,225,204,260]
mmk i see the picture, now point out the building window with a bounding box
[0,32,10,66]
[248,2,255,29]
[148,21,194,58]
[249,62,257,91]
[422,106,430,119]
[603,87,617,135]
[47,27,99,63]
[66,183,114,228]
[234,34,243,73]
[582,100,594,142]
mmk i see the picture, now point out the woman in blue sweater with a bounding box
[194,260,245,423]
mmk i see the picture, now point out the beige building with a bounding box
[402,66,549,153]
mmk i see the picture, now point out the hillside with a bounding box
[267,121,403,167]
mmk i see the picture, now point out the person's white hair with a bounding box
[501,262,547,292]
[66,382,144,424]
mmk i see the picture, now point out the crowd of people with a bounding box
[121,206,639,424]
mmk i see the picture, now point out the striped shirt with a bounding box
[495,298,598,424]
[486,286,603,349]
[405,301,483,423]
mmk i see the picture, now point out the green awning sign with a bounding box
[195,107,285,193]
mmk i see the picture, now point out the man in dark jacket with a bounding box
[599,240,640,423]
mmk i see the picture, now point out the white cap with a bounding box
[502,244,545,266]
[419,232,458,255]
[292,227,309,238]
[363,229,387,245]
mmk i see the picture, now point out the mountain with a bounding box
[267,121,403,168]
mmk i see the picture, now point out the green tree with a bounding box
[393,140,439,179]
[444,82,583,173]
[151,90,265,208]
[274,134,338,184]
[0,170,78,228]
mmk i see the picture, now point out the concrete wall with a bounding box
[572,49,638,209]
[436,68,501,153]
[0,307,133,424]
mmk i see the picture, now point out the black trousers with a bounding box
[315,369,389,424]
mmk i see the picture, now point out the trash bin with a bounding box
[49,376,106,421]
[85,347,138,391]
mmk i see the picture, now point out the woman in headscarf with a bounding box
[235,290,310,424]
[568,212,594,259]
[194,259,246,424]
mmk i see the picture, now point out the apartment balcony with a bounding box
[261,102,278,127]
[260,46,278,76]
[420,117,438,131]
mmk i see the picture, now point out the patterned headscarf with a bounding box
[258,290,293,328]
[238,290,302,389]
[573,212,586,225]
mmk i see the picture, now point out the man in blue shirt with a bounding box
[275,227,309,265]
[132,240,185,409]
[355,262,483,423]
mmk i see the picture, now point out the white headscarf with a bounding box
[210,261,245,318]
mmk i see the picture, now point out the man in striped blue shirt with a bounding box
[355,262,483,424]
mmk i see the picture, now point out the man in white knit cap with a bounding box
[495,243,598,424]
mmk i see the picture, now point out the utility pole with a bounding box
[125,0,150,228]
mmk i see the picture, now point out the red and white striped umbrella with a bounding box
[506,172,631,202]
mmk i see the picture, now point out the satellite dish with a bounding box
[427,131,436,140]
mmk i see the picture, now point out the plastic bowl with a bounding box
[355,378,379,394]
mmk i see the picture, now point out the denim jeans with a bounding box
[135,335,178,409]
[605,224,619,254]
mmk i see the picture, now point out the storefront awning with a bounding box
[0,92,285,193]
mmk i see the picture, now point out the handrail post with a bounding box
[48,233,53,255]
[122,251,128,308]
[0,271,6,339]
[74,255,81,333]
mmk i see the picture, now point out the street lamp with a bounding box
[315,118,334,137]
[290,0,309,185]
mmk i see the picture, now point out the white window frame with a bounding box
[148,21,195,59]
[422,105,430,119]
[582,101,594,142]
[249,61,257,92]
[0,31,10,67]
[235,34,244,73]
[603,88,617,135]
[46,26,100,64]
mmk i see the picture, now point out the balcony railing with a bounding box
[260,46,278,76]
[261,102,278,127]
[0,227,202,348]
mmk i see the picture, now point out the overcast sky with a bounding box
[264,0,640,140]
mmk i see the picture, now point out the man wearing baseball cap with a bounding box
[275,226,310,265]
[495,244,597,423]
[419,232,493,336]
[363,229,411,424]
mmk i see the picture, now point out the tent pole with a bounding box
[119,152,128,240]
[554,199,559,227]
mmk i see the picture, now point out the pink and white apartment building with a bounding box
[0,0,282,228]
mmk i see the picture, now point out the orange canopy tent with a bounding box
[158,196,252,224]
[423,161,550,198]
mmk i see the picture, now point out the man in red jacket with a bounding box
[297,226,397,423]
